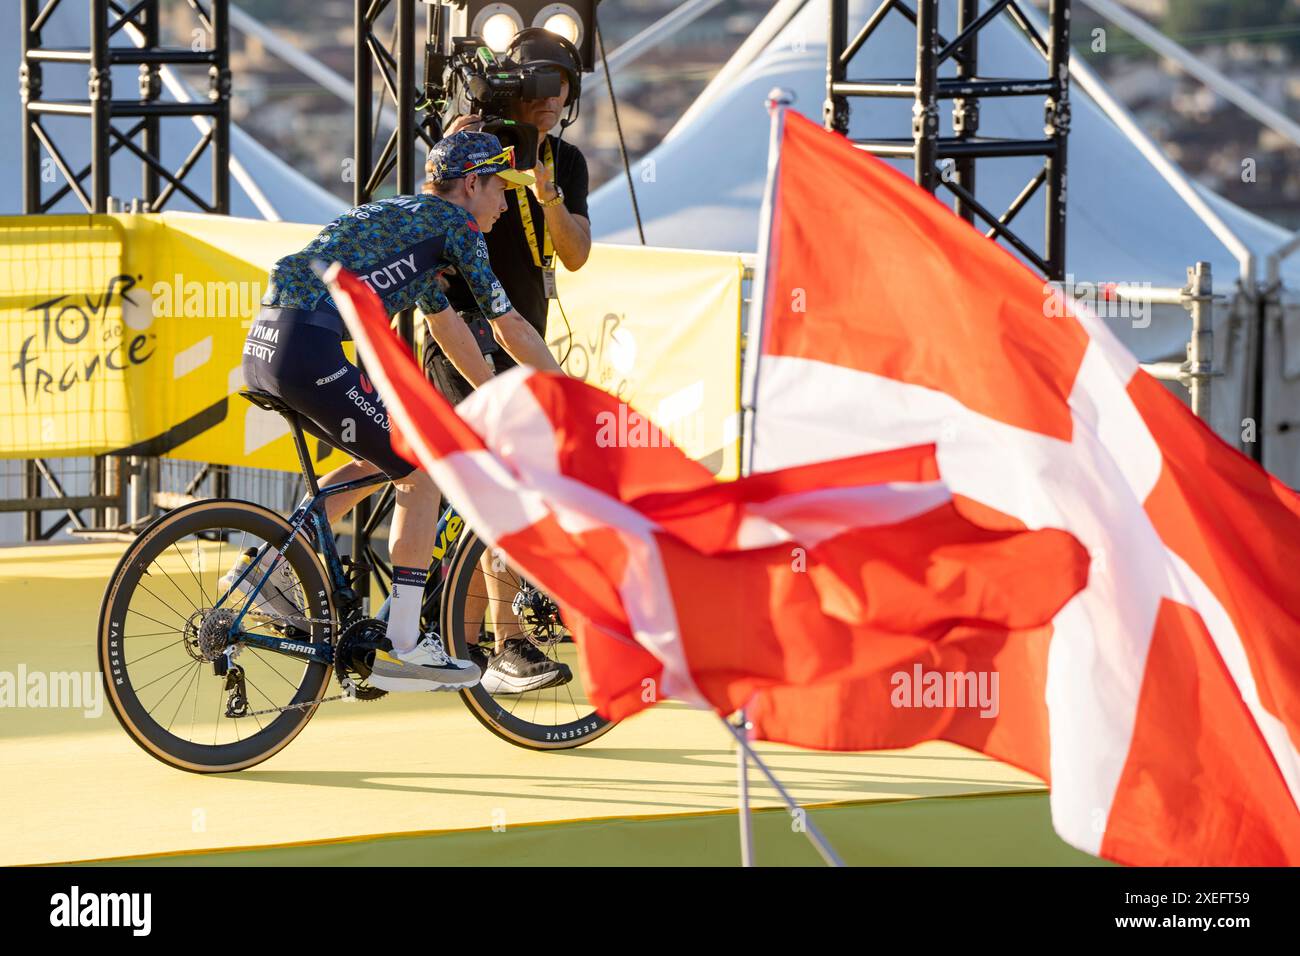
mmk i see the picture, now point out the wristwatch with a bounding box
[540,184,565,208]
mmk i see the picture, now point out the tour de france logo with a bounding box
[10,274,157,406]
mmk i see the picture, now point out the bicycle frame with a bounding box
[210,405,465,667]
[213,483,466,668]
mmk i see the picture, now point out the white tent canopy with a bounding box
[1,4,346,223]
[589,0,1298,293]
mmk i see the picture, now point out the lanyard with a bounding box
[514,138,555,269]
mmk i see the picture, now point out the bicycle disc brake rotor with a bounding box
[334,618,390,701]
[511,584,565,648]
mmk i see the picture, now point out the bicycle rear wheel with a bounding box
[98,499,336,773]
[439,531,615,750]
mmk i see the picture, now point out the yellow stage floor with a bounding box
[0,542,1093,866]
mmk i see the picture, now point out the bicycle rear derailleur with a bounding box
[221,663,250,718]
[202,625,250,718]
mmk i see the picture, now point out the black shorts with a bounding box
[421,327,518,405]
[242,307,416,480]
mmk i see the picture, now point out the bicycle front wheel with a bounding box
[440,531,616,750]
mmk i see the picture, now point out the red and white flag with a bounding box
[746,109,1300,865]
[325,263,1085,752]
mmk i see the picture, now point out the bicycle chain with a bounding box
[233,619,384,718]
[233,581,440,718]
[239,692,353,718]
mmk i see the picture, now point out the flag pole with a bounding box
[736,709,754,866]
[732,89,791,867]
[731,87,847,868]
[739,87,793,476]
[720,717,846,867]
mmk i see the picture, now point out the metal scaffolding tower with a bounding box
[826,0,1071,280]
[18,0,233,539]
[20,0,232,215]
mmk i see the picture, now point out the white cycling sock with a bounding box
[388,565,427,654]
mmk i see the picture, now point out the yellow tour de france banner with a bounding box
[547,244,743,478]
[0,213,743,479]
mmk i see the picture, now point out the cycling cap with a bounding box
[426,131,534,186]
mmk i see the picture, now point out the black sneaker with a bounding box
[480,637,572,695]
[468,642,490,675]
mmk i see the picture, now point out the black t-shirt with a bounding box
[443,134,590,342]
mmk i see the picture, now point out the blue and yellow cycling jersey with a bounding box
[262,193,512,329]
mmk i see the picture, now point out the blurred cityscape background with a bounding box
[154,0,1299,229]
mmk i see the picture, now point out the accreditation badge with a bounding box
[542,267,558,300]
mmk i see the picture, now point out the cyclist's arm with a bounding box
[490,309,561,373]
[447,218,562,374]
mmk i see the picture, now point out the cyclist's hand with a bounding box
[445,113,484,136]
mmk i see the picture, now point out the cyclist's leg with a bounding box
[243,313,386,521]
[273,337,438,651]
[264,409,384,526]
[389,468,438,582]
[317,457,384,526]
[257,384,384,525]
[244,313,461,670]
[267,330,477,688]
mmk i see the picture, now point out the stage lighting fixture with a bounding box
[448,1,600,69]
[471,3,525,51]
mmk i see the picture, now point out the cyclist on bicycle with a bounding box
[226,130,563,693]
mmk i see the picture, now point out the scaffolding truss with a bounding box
[826,0,1071,280]
[20,0,231,215]
[349,0,436,600]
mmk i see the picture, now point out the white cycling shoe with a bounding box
[368,634,481,692]
[219,547,309,631]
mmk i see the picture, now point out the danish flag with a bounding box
[744,110,1300,865]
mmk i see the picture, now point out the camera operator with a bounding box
[424,28,592,406]
[418,30,593,696]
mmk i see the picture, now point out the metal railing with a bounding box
[1,455,316,544]
[1134,262,1216,421]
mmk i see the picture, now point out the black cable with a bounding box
[596,18,645,245]
[555,294,574,366]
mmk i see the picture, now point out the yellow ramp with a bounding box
[0,542,1088,866]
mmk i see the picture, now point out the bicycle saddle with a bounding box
[238,388,296,417]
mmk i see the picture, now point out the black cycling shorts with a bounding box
[242,307,416,480]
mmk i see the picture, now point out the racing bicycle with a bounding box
[98,388,615,773]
